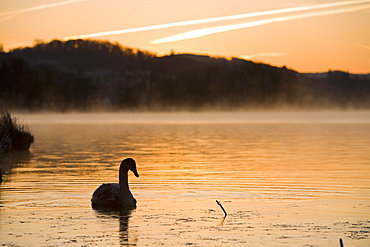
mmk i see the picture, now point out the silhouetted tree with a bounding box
[0,39,369,111]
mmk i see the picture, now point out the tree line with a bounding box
[0,39,369,111]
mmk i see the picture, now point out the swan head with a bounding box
[119,158,139,178]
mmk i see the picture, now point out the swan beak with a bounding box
[132,167,139,178]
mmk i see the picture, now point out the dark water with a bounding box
[1,112,369,246]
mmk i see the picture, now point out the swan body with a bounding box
[91,158,139,209]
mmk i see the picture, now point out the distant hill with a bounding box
[0,39,369,111]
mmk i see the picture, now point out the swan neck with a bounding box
[119,169,129,190]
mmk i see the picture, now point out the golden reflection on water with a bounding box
[1,113,370,246]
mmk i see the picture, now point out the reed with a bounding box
[0,111,34,154]
[339,238,344,247]
[216,200,227,217]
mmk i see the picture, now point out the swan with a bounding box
[91,158,139,209]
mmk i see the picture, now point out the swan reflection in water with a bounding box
[93,208,138,246]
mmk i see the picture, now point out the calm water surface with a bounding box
[1,112,370,246]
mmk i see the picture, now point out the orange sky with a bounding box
[1,0,369,73]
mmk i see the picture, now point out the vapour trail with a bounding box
[0,0,86,22]
[152,4,370,44]
[63,0,370,40]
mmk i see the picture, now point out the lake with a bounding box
[1,112,370,247]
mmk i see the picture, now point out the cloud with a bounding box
[0,0,86,22]
[152,3,370,44]
[63,0,370,41]
[241,52,288,60]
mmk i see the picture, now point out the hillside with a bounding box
[0,39,369,111]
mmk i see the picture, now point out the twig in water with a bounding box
[216,200,227,217]
[339,238,344,247]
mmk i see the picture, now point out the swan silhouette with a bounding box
[91,158,139,209]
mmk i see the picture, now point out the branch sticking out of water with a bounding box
[339,238,344,247]
[216,200,227,217]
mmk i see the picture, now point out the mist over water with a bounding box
[17,111,370,124]
[1,112,369,246]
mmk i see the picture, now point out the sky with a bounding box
[0,0,369,73]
